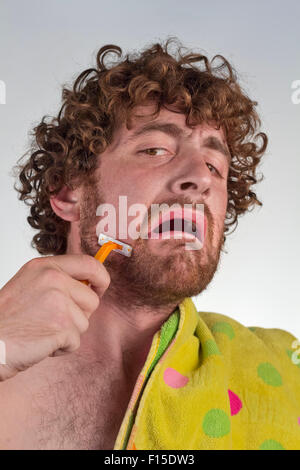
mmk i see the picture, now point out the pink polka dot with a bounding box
[298,417,300,426]
[163,367,189,388]
[228,389,243,416]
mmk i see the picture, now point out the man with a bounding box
[0,38,299,450]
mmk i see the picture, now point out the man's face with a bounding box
[80,104,230,308]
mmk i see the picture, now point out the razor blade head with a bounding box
[98,233,132,257]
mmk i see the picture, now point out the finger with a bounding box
[44,254,111,292]
[59,329,81,354]
[51,321,82,357]
[51,329,81,357]
[64,297,90,332]
[63,276,100,318]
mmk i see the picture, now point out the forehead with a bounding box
[116,103,227,143]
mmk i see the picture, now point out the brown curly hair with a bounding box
[13,36,268,255]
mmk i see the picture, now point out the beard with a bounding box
[79,178,225,310]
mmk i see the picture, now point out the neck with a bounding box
[82,287,179,363]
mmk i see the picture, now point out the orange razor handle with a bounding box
[81,241,122,285]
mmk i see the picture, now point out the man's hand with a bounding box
[0,254,110,381]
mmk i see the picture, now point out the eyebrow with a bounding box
[126,121,231,164]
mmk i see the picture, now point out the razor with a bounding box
[81,233,132,285]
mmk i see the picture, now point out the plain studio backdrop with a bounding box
[0,0,299,339]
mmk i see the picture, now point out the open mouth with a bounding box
[147,209,206,243]
[154,218,197,237]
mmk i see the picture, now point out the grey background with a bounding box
[0,0,299,338]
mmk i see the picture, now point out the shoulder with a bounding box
[197,309,300,374]
[198,310,298,343]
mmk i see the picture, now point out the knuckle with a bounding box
[80,316,89,333]
[88,256,109,281]
[81,255,111,290]
[98,266,111,289]
[53,329,81,354]
[103,273,111,289]
[44,295,73,331]
[69,331,81,351]
[87,291,100,312]
[23,257,43,271]
[40,267,65,286]
[91,292,100,310]
[42,288,66,310]
[51,310,72,331]
[81,254,97,270]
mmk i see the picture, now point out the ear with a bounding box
[50,185,81,222]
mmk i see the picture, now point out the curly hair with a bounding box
[13,36,268,255]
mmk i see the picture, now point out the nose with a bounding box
[169,148,212,199]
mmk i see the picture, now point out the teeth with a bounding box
[153,218,197,237]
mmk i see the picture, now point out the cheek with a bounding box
[98,165,153,222]
[213,183,228,215]
[99,160,133,202]
[220,192,228,220]
[209,187,228,235]
[115,167,157,203]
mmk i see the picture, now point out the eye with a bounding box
[206,162,221,176]
[138,147,168,157]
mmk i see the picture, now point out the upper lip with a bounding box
[147,207,207,243]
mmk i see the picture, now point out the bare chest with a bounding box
[35,362,134,449]
[3,357,136,450]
